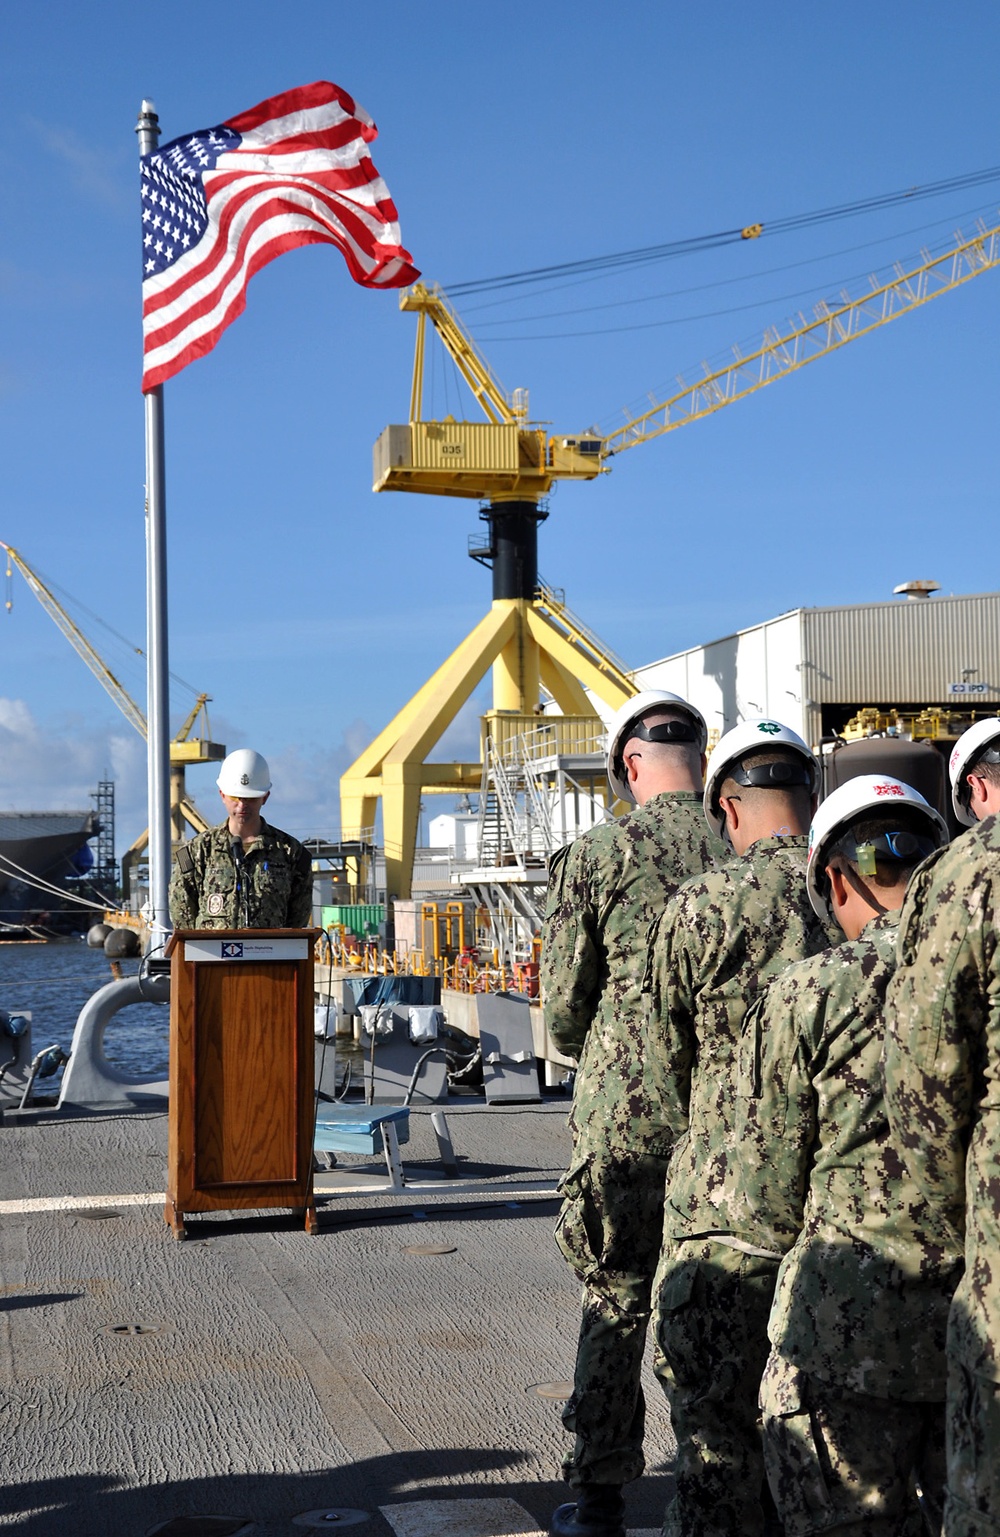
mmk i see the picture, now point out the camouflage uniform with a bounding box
[645,835,833,1537]
[542,791,725,1489]
[168,818,313,929]
[884,814,1000,1537]
[733,911,962,1537]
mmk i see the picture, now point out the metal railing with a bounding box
[317,928,540,997]
[481,711,607,764]
[534,582,634,691]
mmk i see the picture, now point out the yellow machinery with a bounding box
[842,706,998,744]
[2,541,225,888]
[348,223,1000,899]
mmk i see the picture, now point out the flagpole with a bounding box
[136,99,173,953]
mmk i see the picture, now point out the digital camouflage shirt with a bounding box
[168,818,313,930]
[646,835,835,1229]
[733,910,962,1400]
[884,813,1000,1382]
[541,791,725,1158]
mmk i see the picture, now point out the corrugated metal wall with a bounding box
[801,593,1000,704]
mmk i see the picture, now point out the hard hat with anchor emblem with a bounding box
[216,748,272,798]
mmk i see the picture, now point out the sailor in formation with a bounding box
[644,720,833,1537]
[168,747,313,930]
[733,775,959,1536]
[542,712,1000,1537]
[883,718,1000,1537]
[541,691,725,1537]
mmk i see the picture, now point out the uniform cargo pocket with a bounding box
[656,1261,697,1315]
[759,1354,832,1533]
[554,1157,602,1281]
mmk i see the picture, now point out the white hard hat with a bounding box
[806,774,947,923]
[217,748,272,798]
[606,689,707,804]
[949,718,1000,826]
[703,718,818,841]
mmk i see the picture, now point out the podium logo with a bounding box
[221,941,244,959]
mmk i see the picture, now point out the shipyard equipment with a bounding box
[2,541,225,888]
[347,221,1000,902]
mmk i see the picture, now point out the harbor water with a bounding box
[1,938,169,1082]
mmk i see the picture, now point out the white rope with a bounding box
[0,850,127,914]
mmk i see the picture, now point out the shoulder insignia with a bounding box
[175,844,195,875]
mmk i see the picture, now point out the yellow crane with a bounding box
[349,220,1000,899]
[2,540,226,889]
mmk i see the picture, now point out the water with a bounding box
[1,939,169,1081]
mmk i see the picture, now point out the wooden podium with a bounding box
[165,928,321,1239]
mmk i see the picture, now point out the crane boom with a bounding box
[2,540,147,738]
[2,542,223,760]
[376,219,1000,500]
[604,219,1000,455]
[401,283,526,426]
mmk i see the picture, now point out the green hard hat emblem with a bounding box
[758,722,781,735]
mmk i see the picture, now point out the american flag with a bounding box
[140,81,419,391]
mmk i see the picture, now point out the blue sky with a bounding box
[3,3,1000,854]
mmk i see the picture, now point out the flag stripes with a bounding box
[141,81,418,390]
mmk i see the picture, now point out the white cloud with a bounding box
[0,697,491,870]
[0,697,37,738]
[0,697,147,851]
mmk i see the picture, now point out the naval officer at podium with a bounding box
[168,748,313,929]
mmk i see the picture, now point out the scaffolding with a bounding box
[460,717,611,963]
[92,780,117,899]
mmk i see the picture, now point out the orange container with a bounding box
[513,961,540,999]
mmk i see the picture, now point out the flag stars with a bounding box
[141,124,232,279]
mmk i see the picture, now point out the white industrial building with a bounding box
[632,586,1000,749]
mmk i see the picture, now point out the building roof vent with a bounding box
[893,579,941,600]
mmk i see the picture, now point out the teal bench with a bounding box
[314,1104,410,1191]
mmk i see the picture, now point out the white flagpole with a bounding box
[135,100,173,952]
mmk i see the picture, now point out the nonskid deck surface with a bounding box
[0,1103,677,1535]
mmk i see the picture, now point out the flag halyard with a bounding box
[140,81,419,391]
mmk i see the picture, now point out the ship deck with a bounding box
[0,1099,677,1536]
